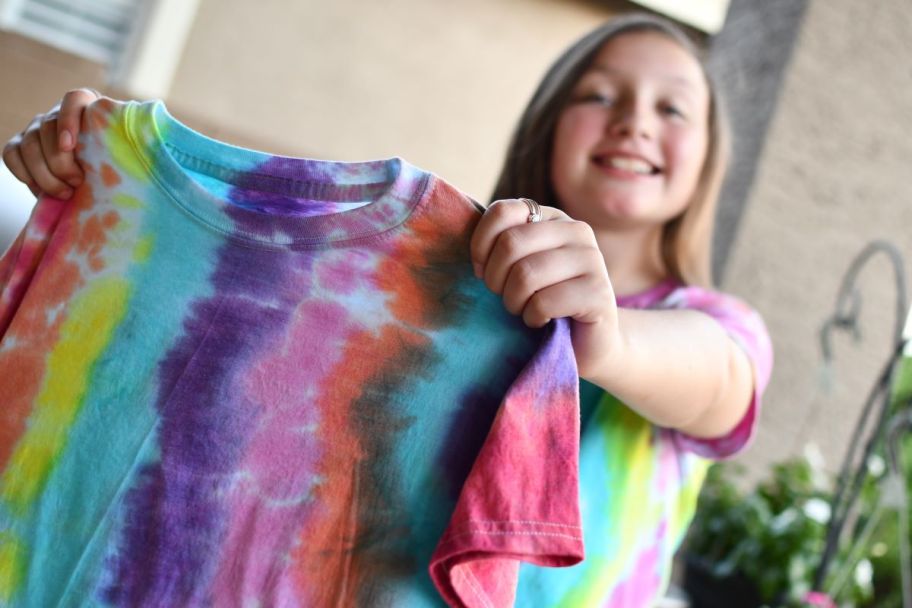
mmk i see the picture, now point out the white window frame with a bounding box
[0,0,200,98]
[627,0,732,34]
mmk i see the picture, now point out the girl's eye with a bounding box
[661,104,686,119]
[574,93,615,106]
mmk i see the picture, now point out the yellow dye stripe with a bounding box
[0,528,25,601]
[0,277,130,515]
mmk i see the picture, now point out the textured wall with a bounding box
[707,0,809,282]
[165,0,617,202]
[723,0,912,477]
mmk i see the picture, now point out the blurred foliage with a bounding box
[686,352,912,607]
[858,352,912,607]
[686,456,871,607]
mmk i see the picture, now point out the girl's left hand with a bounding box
[469,198,621,375]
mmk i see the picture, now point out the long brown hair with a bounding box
[490,13,730,287]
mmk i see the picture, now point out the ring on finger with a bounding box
[519,197,542,224]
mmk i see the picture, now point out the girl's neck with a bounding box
[593,225,669,298]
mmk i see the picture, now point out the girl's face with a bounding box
[550,31,710,232]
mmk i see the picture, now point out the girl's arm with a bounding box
[471,198,757,440]
[581,306,755,439]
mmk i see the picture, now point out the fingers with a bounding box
[520,270,615,328]
[520,277,597,328]
[57,88,100,152]
[469,198,566,278]
[18,126,73,198]
[2,136,40,197]
[0,88,97,199]
[500,247,592,315]
[502,246,612,325]
[39,117,84,188]
[482,219,596,295]
[468,199,615,328]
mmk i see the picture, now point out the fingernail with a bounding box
[61,188,74,198]
[59,131,73,150]
[472,262,482,278]
[67,176,83,187]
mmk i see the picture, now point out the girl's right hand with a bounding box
[2,88,102,199]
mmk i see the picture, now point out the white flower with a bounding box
[866,454,886,477]
[803,443,829,490]
[855,558,873,589]
[803,498,831,524]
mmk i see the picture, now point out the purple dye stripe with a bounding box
[224,157,404,242]
[103,221,317,605]
[226,191,347,219]
[229,157,390,222]
[437,354,526,502]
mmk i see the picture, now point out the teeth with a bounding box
[605,156,654,175]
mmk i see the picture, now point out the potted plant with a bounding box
[683,312,912,607]
[682,453,875,607]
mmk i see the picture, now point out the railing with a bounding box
[813,240,911,607]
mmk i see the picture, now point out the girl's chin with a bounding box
[567,208,654,231]
[590,191,689,223]
[594,197,656,220]
[572,199,674,231]
[560,187,677,225]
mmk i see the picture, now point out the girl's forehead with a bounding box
[585,31,707,91]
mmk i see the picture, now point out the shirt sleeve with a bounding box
[429,318,584,607]
[0,196,68,338]
[661,286,774,460]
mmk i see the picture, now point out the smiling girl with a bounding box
[471,14,772,605]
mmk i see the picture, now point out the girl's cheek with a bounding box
[554,114,601,172]
[562,107,607,138]
[668,131,706,172]
[666,137,707,200]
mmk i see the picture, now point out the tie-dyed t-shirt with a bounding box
[514,281,773,606]
[0,99,585,607]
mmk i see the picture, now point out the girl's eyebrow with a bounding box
[586,65,700,90]
[582,65,703,104]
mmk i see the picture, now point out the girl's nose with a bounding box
[608,103,654,140]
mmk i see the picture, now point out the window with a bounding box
[0,0,201,98]
[627,0,732,34]
[0,0,143,65]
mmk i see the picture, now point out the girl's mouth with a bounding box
[593,155,662,176]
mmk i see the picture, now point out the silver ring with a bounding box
[520,198,542,223]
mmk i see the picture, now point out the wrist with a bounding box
[574,307,629,387]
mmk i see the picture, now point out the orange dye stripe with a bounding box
[376,183,477,329]
[0,188,100,470]
[100,163,121,187]
[289,323,428,603]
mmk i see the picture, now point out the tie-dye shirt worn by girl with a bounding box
[0,100,584,607]
[514,282,773,606]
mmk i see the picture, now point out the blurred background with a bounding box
[1,0,910,604]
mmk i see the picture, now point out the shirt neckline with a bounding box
[616,278,682,308]
[123,100,431,249]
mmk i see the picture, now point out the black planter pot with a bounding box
[682,555,765,608]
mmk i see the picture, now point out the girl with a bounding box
[2,13,772,606]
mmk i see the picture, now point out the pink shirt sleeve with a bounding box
[662,286,774,459]
[0,196,68,337]
[429,318,584,607]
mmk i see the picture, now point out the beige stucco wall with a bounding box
[723,0,912,477]
[165,0,620,202]
[2,0,909,479]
